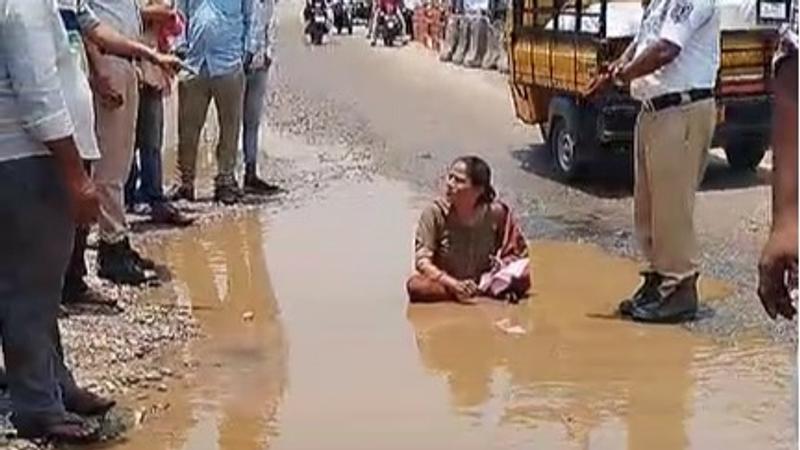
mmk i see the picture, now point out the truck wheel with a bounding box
[550,118,583,180]
[724,140,767,171]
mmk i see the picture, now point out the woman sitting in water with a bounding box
[406,156,531,303]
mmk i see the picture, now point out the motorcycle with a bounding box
[305,1,329,45]
[352,0,371,24]
[376,5,401,47]
[332,0,354,34]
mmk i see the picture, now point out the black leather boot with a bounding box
[121,237,157,270]
[630,274,700,324]
[97,240,148,286]
[618,271,662,316]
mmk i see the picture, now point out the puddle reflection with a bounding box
[118,214,287,450]
[407,242,791,449]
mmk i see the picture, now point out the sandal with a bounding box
[14,412,100,444]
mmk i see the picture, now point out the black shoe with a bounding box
[618,271,662,316]
[244,174,284,195]
[150,202,194,227]
[168,183,195,202]
[62,286,116,307]
[121,238,157,271]
[630,274,700,324]
[97,241,148,286]
[214,184,241,205]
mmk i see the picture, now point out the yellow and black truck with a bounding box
[507,0,791,179]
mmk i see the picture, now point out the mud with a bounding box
[108,178,794,450]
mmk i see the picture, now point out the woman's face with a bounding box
[445,161,481,206]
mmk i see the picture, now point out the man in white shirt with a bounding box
[589,0,720,323]
[0,0,101,441]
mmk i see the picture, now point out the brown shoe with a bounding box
[64,388,116,416]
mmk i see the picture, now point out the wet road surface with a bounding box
[109,178,794,450]
[265,0,793,341]
[106,2,797,448]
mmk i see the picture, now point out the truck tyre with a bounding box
[549,117,583,181]
[724,140,767,171]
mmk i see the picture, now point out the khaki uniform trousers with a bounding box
[634,98,716,290]
[177,69,245,188]
[93,56,140,244]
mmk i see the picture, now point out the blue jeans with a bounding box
[126,86,165,206]
[243,68,270,172]
[0,156,73,423]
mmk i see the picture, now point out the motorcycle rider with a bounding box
[368,0,406,45]
[304,0,329,25]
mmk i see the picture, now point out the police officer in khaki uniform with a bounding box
[589,0,720,323]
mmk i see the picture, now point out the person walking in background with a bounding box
[0,0,102,441]
[242,0,284,194]
[589,0,720,323]
[171,0,257,205]
[125,0,194,226]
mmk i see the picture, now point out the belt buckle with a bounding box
[642,99,655,112]
[680,92,692,105]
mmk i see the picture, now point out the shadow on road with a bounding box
[511,144,769,199]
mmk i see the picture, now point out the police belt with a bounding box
[641,89,713,113]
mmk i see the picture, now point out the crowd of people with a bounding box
[0,0,796,445]
[0,0,279,443]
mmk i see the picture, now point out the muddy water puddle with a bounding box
[116,178,793,450]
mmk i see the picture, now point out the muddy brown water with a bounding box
[113,179,794,450]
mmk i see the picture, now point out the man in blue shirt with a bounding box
[171,0,257,205]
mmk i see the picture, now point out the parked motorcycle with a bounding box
[306,1,329,45]
[352,0,371,24]
[332,0,354,34]
[375,4,401,46]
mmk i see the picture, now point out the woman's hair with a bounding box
[453,156,496,205]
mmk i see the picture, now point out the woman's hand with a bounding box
[442,276,479,304]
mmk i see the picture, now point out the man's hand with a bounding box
[584,72,613,98]
[67,175,101,225]
[89,70,123,109]
[43,137,101,225]
[758,223,798,320]
[149,51,184,78]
